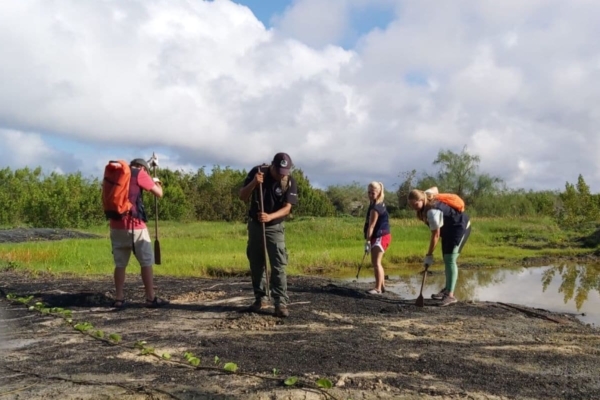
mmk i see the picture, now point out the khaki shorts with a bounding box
[110,228,153,268]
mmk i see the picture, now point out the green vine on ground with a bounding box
[2,292,340,400]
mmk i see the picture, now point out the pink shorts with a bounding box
[370,234,391,253]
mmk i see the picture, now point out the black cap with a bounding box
[130,158,150,171]
[272,153,293,175]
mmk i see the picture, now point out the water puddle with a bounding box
[335,264,600,327]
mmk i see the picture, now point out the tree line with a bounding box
[0,147,596,229]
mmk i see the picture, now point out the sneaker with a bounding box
[367,289,382,295]
[440,295,458,307]
[431,289,448,300]
[274,305,289,318]
[249,299,268,313]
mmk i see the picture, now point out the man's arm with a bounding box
[138,169,163,198]
[149,181,163,198]
[239,167,263,202]
[257,203,292,223]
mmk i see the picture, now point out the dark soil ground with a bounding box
[1,230,600,400]
[0,228,101,243]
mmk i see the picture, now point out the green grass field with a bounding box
[0,216,590,278]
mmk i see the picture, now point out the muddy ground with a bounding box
[1,270,599,400]
[1,229,600,400]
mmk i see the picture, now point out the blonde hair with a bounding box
[368,182,385,204]
[408,189,436,222]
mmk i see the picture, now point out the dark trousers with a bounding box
[246,221,289,305]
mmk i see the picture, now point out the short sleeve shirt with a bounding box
[109,168,155,230]
[426,209,444,231]
[243,166,298,225]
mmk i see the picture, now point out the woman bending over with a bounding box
[408,188,471,306]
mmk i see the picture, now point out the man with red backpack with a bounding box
[102,157,169,309]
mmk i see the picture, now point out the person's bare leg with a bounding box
[371,247,384,292]
[141,266,155,301]
[114,267,126,301]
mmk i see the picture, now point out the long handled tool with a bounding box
[258,179,270,300]
[150,153,161,265]
[356,245,368,280]
[415,267,428,307]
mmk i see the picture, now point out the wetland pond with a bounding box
[339,263,600,327]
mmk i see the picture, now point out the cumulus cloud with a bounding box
[0,129,80,173]
[0,0,599,190]
[272,0,349,48]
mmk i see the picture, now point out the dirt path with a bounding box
[1,269,599,400]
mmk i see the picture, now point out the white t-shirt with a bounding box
[426,209,444,231]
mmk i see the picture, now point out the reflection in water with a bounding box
[542,264,600,311]
[336,263,600,326]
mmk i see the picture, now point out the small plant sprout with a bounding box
[108,333,122,343]
[283,377,298,386]
[140,347,155,356]
[17,296,34,305]
[162,353,171,360]
[94,330,105,339]
[74,322,93,332]
[134,340,147,349]
[214,356,220,365]
[183,352,200,366]
[223,362,238,372]
[316,378,333,389]
[272,368,279,376]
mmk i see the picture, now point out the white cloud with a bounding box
[0,129,80,173]
[0,0,599,190]
[272,0,349,48]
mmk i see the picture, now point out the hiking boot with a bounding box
[431,289,448,300]
[274,304,289,318]
[440,295,458,307]
[249,299,268,313]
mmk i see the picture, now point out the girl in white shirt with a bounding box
[408,187,471,306]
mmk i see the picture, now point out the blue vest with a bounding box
[363,202,390,239]
[128,169,147,222]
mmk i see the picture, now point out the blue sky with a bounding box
[234,0,396,48]
[1,0,600,191]
[233,0,290,27]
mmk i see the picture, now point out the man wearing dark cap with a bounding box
[239,152,298,317]
[108,158,169,309]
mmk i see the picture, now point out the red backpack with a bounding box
[102,160,132,220]
[434,193,465,213]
